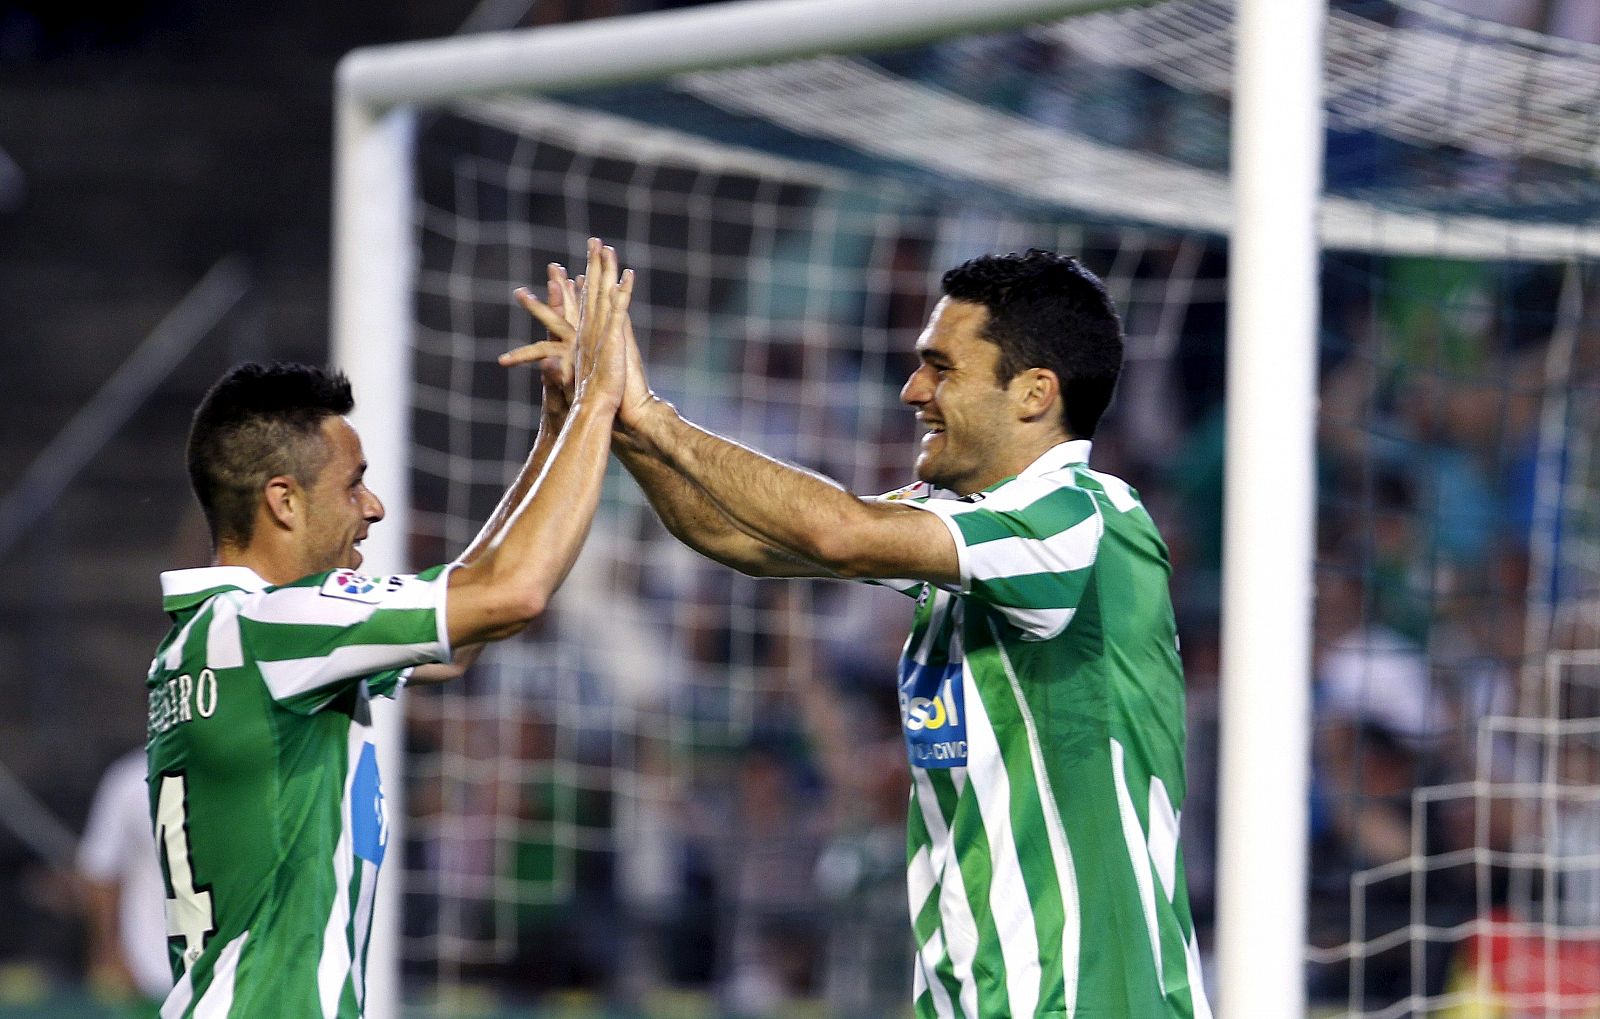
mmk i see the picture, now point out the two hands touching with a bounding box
[486,234,959,589]
[500,237,660,448]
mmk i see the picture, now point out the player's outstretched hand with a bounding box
[504,262,581,418]
[571,238,633,413]
[615,313,662,442]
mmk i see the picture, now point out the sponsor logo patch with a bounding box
[321,570,385,603]
[881,481,930,502]
[899,661,968,770]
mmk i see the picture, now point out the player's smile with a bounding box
[305,417,384,575]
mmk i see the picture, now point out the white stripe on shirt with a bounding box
[990,619,1081,1017]
[317,726,364,1017]
[258,641,441,704]
[183,929,249,1019]
[1111,738,1166,997]
[964,665,1042,1018]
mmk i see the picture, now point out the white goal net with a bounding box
[340,0,1600,1014]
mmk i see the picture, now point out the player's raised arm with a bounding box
[443,238,632,647]
[511,270,831,579]
[453,262,582,571]
[405,265,586,683]
[602,300,960,587]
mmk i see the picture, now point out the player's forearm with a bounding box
[457,404,565,566]
[406,642,485,684]
[614,440,823,577]
[627,399,867,572]
[527,398,566,477]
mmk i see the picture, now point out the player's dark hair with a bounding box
[941,248,1123,439]
[187,362,354,548]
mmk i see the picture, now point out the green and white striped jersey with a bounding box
[146,564,453,1018]
[875,440,1210,1018]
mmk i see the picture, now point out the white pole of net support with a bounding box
[1218,0,1324,1016]
[331,96,416,1019]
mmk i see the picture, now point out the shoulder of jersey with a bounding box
[880,480,934,502]
[318,570,407,604]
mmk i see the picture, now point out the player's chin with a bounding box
[913,451,944,486]
[349,547,365,569]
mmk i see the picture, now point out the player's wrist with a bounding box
[568,389,621,422]
[539,395,570,428]
[617,394,676,454]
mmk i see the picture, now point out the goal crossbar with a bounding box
[336,0,1145,108]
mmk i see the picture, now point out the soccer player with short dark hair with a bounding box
[147,243,632,1017]
[514,245,1211,1018]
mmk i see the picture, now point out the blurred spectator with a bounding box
[77,749,169,1013]
[793,601,912,1017]
[1317,567,1451,754]
[1309,563,1480,1005]
[713,741,827,1017]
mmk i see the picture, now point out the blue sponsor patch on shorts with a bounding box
[899,660,968,769]
[351,742,388,865]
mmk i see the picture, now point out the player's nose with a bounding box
[901,365,932,406]
[362,487,385,523]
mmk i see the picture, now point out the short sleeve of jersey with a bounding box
[237,563,455,714]
[909,476,1103,640]
[859,482,945,598]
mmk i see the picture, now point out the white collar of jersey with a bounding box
[1018,439,1092,479]
[160,565,270,599]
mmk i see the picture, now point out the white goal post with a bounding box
[330,1,1325,1016]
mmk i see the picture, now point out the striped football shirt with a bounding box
[874,439,1211,1018]
[145,564,452,1018]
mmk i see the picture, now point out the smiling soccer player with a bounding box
[146,243,631,1018]
[512,246,1211,1018]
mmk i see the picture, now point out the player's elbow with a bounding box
[490,584,550,633]
[448,568,551,645]
[514,586,549,623]
[805,523,870,577]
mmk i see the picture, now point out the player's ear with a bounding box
[1012,367,1060,423]
[263,476,299,530]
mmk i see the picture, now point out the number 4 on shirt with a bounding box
[155,772,216,968]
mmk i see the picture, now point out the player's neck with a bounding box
[214,542,314,588]
[993,427,1075,487]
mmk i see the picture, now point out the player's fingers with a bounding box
[582,238,604,324]
[608,246,621,285]
[497,340,568,367]
[559,276,580,328]
[612,268,636,313]
[514,291,576,341]
[545,264,566,310]
[594,243,619,296]
[540,268,583,339]
[587,248,621,342]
